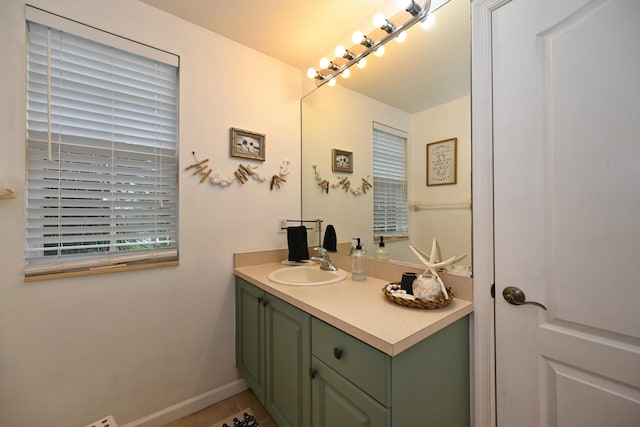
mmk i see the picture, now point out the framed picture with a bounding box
[230,127,266,161]
[331,149,353,173]
[426,138,457,186]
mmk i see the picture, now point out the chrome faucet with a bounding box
[310,247,338,271]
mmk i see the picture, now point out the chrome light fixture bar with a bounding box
[308,0,432,88]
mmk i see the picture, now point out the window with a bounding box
[372,123,408,238]
[25,9,179,278]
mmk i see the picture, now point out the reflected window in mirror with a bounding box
[373,124,408,240]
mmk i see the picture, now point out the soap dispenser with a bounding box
[351,238,367,281]
[375,236,390,261]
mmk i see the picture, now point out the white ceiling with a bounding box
[138,0,470,113]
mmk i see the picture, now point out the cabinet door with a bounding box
[312,357,390,427]
[235,279,266,403]
[265,296,312,427]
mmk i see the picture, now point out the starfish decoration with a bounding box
[409,239,466,300]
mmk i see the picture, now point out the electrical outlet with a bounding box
[277,217,287,233]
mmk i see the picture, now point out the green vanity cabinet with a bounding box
[311,317,469,427]
[235,278,312,427]
[235,276,470,427]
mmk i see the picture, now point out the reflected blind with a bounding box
[373,125,408,236]
[25,19,179,276]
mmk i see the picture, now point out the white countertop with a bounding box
[235,262,473,356]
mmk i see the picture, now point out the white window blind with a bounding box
[25,16,179,277]
[373,124,408,237]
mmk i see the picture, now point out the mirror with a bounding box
[301,0,471,270]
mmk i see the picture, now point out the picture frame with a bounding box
[426,138,457,186]
[331,149,353,173]
[230,127,266,161]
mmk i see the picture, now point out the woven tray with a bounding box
[382,282,454,309]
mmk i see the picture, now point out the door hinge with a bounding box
[490,283,495,298]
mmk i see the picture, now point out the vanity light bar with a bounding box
[308,0,432,87]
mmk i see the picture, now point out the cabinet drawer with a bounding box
[312,318,390,406]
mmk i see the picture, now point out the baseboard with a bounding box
[121,379,249,427]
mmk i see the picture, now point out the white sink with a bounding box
[268,266,347,286]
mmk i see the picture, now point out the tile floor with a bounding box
[164,389,277,427]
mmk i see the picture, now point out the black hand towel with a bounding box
[323,224,337,252]
[287,226,309,262]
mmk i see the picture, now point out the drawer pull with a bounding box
[309,368,317,379]
[333,347,343,359]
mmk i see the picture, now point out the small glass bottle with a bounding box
[351,238,367,281]
[375,236,390,261]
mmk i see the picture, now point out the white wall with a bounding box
[0,1,302,426]
[301,87,471,265]
[405,95,472,266]
[301,85,411,251]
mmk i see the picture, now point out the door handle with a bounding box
[502,286,547,310]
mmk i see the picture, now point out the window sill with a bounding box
[373,235,408,243]
[24,260,179,282]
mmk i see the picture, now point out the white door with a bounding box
[492,0,640,425]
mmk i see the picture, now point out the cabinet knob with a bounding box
[333,347,343,359]
[257,296,269,307]
[309,368,317,379]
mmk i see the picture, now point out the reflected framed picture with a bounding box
[331,149,353,173]
[426,137,457,186]
[230,127,266,161]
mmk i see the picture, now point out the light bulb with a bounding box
[306,68,317,79]
[328,78,336,87]
[374,45,385,57]
[352,30,364,45]
[395,31,407,43]
[335,45,346,58]
[420,14,435,29]
[373,12,387,28]
[341,68,351,79]
[357,58,367,69]
[397,0,413,10]
[319,57,331,69]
